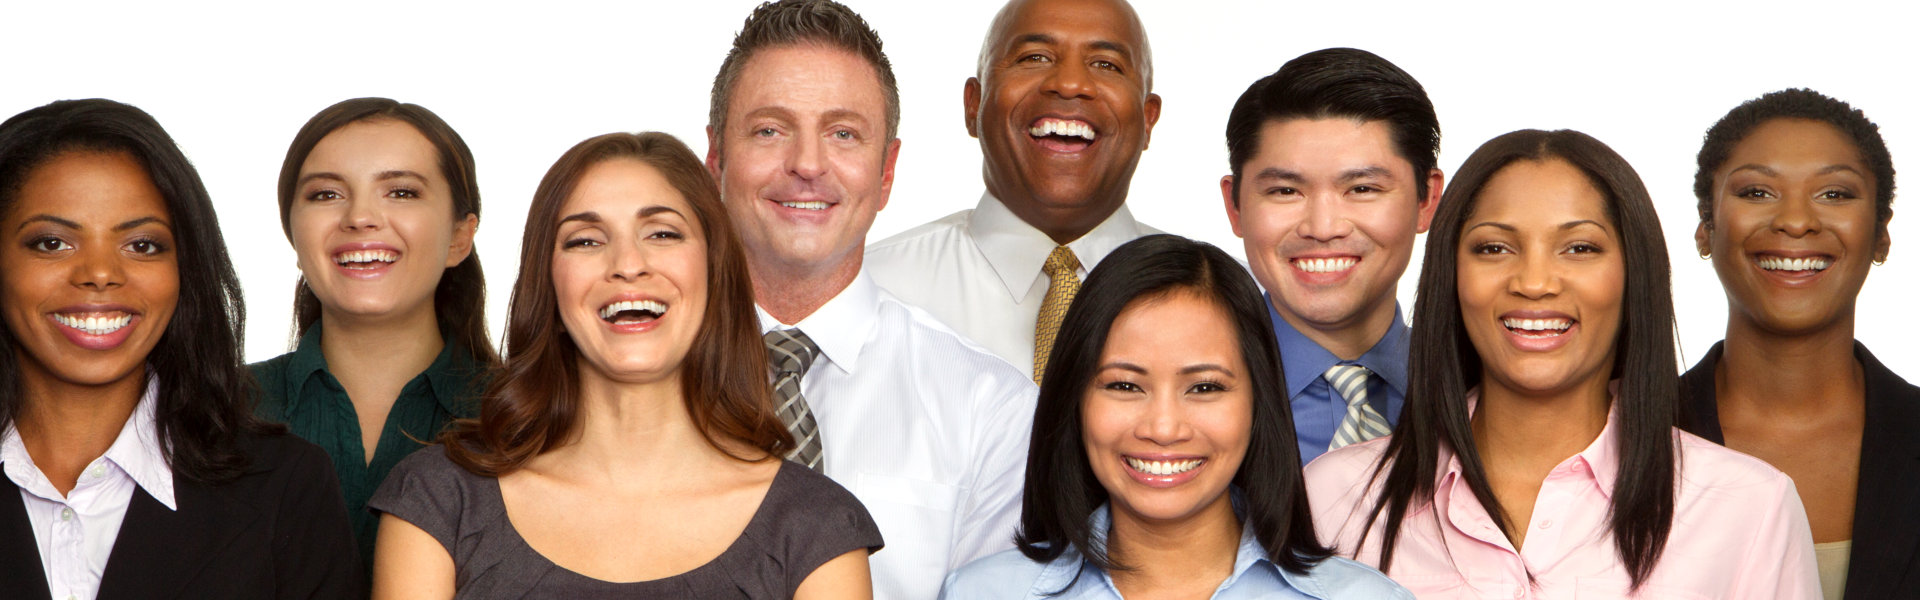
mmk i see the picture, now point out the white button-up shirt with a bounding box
[758,270,1038,600]
[865,192,1162,381]
[1,378,175,600]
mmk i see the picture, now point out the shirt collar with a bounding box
[966,191,1145,302]
[1432,384,1624,519]
[755,269,882,375]
[280,324,329,412]
[1,373,176,511]
[1268,297,1410,399]
[1034,490,1323,598]
[284,322,476,417]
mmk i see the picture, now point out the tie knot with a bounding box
[1323,364,1372,406]
[764,328,820,376]
[1043,245,1081,279]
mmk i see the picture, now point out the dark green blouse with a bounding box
[249,324,486,568]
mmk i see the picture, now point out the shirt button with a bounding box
[1539,520,1552,529]
[88,463,106,478]
[59,508,73,521]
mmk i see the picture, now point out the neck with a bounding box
[1472,376,1611,476]
[318,305,446,390]
[1273,295,1398,361]
[1718,312,1862,411]
[752,254,860,326]
[12,361,147,495]
[1107,492,1242,596]
[550,366,749,485]
[987,186,1123,246]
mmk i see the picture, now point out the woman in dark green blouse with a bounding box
[251,98,500,566]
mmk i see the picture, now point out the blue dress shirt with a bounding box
[1269,296,1410,465]
[939,500,1409,599]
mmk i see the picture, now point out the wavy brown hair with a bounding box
[442,132,791,475]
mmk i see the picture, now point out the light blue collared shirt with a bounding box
[1270,297,1410,465]
[938,500,1409,599]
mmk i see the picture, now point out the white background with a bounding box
[4,0,1916,377]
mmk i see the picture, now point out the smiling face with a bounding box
[1457,159,1624,399]
[707,43,899,278]
[1,151,178,390]
[1698,118,1886,337]
[551,158,708,385]
[1081,289,1250,526]
[966,0,1161,241]
[1225,118,1437,338]
[288,119,476,327]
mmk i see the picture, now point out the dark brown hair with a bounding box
[443,132,791,475]
[710,0,899,147]
[275,97,499,367]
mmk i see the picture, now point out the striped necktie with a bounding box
[1327,364,1389,451]
[765,329,824,472]
[1033,245,1082,385]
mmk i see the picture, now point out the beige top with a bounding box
[1815,540,1850,600]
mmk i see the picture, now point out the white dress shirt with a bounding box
[865,192,1163,380]
[758,270,1038,600]
[1,378,174,600]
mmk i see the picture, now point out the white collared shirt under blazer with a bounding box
[757,269,1039,600]
[1,377,174,600]
[866,192,1162,381]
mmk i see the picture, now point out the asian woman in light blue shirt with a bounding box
[941,235,1407,599]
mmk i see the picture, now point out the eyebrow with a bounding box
[295,172,345,188]
[376,170,428,182]
[557,205,685,227]
[114,216,168,231]
[1179,364,1235,377]
[1337,166,1396,183]
[557,211,601,226]
[1464,219,1608,234]
[1728,163,1865,179]
[15,214,167,233]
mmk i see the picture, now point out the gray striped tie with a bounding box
[765,329,825,473]
[1327,364,1389,451]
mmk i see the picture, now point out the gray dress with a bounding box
[368,446,883,598]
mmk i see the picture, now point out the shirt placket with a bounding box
[1442,475,1530,599]
[55,459,110,600]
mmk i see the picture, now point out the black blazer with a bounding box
[1681,341,1920,600]
[0,430,363,599]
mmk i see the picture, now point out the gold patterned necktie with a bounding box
[765,328,824,472]
[1326,364,1390,451]
[1033,245,1082,385]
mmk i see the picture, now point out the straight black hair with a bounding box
[1357,129,1677,590]
[1017,234,1331,581]
[1224,47,1440,205]
[0,98,274,483]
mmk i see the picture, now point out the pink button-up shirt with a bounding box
[1303,397,1819,599]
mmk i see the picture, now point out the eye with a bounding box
[389,187,421,200]
[1091,59,1121,72]
[561,236,602,250]
[1818,189,1859,201]
[754,127,779,138]
[26,236,70,253]
[1471,242,1512,255]
[1101,380,1141,393]
[1016,52,1051,64]
[1734,186,1772,200]
[1566,242,1603,255]
[1188,380,1227,394]
[126,238,168,256]
[305,189,343,202]
[1266,186,1300,197]
[832,129,856,141]
[646,228,685,241]
[1351,185,1379,194]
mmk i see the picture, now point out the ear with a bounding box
[876,138,902,213]
[1141,92,1163,149]
[1221,175,1245,238]
[1874,208,1893,263]
[1415,167,1443,234]
[963,77,982,138]
[1694,219,1712,258]
[704,125,723,180]
[446,212,478,268]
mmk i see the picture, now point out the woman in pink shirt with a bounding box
[1303,129,1820,599]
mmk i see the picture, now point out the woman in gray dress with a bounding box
[369,132,881,599]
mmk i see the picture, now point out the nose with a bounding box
[1041,57,1095,100]
[1508,249,1562,299]
[1771,196,1820,238]
[340,195,381,232]
[606,237,649,282]
[72,241,124,291]
[1296,192,1355,242]
[1134,391,1193,446]
[787,135,827,181]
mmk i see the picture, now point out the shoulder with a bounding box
[763,461,882,543]
[1302,437,1390,495]
[366,444,488,516]
[941,547,1049,599]
[1674,429,1795,493]
[866,209,973,257]
[1291,556,1413,599]
[236,429,330,477]
[246,352,298,407]
[872,292,1032,392]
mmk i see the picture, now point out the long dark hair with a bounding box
[1018,234,1330,577]
[0,98,274,483]
[442,132,791,475]
[275,97,498,367]
[1359,129,1677,589]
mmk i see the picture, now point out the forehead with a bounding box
[1101,290,1240,361]
[728,44,887,121]
[1725,118,1867,174]
[12,150,169,223]
[991,0,1144,55]
[560,157,694,222]
[1250,118,1411,174]
[1472,159,1610,227]
[304,119,439,175]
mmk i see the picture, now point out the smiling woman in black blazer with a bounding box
[1682,88,1918,600]
[0,99,360,599]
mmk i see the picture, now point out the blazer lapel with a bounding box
[95,477,259,600]
[1845,343,1920,599]
[0,477,53,600]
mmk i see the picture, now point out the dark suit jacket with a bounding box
[1681,341,1920,600]
[0,430,363,599]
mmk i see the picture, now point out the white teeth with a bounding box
[1755,256,1831,272]
[1294,257,1358,273]
[1125,457,1203,476]
[54,313,132,335]
[779,201,829,211]
[1026,118,1097,141]
[598,299,667,320]
[1502,318,1572,333]
[334,249,399,265]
